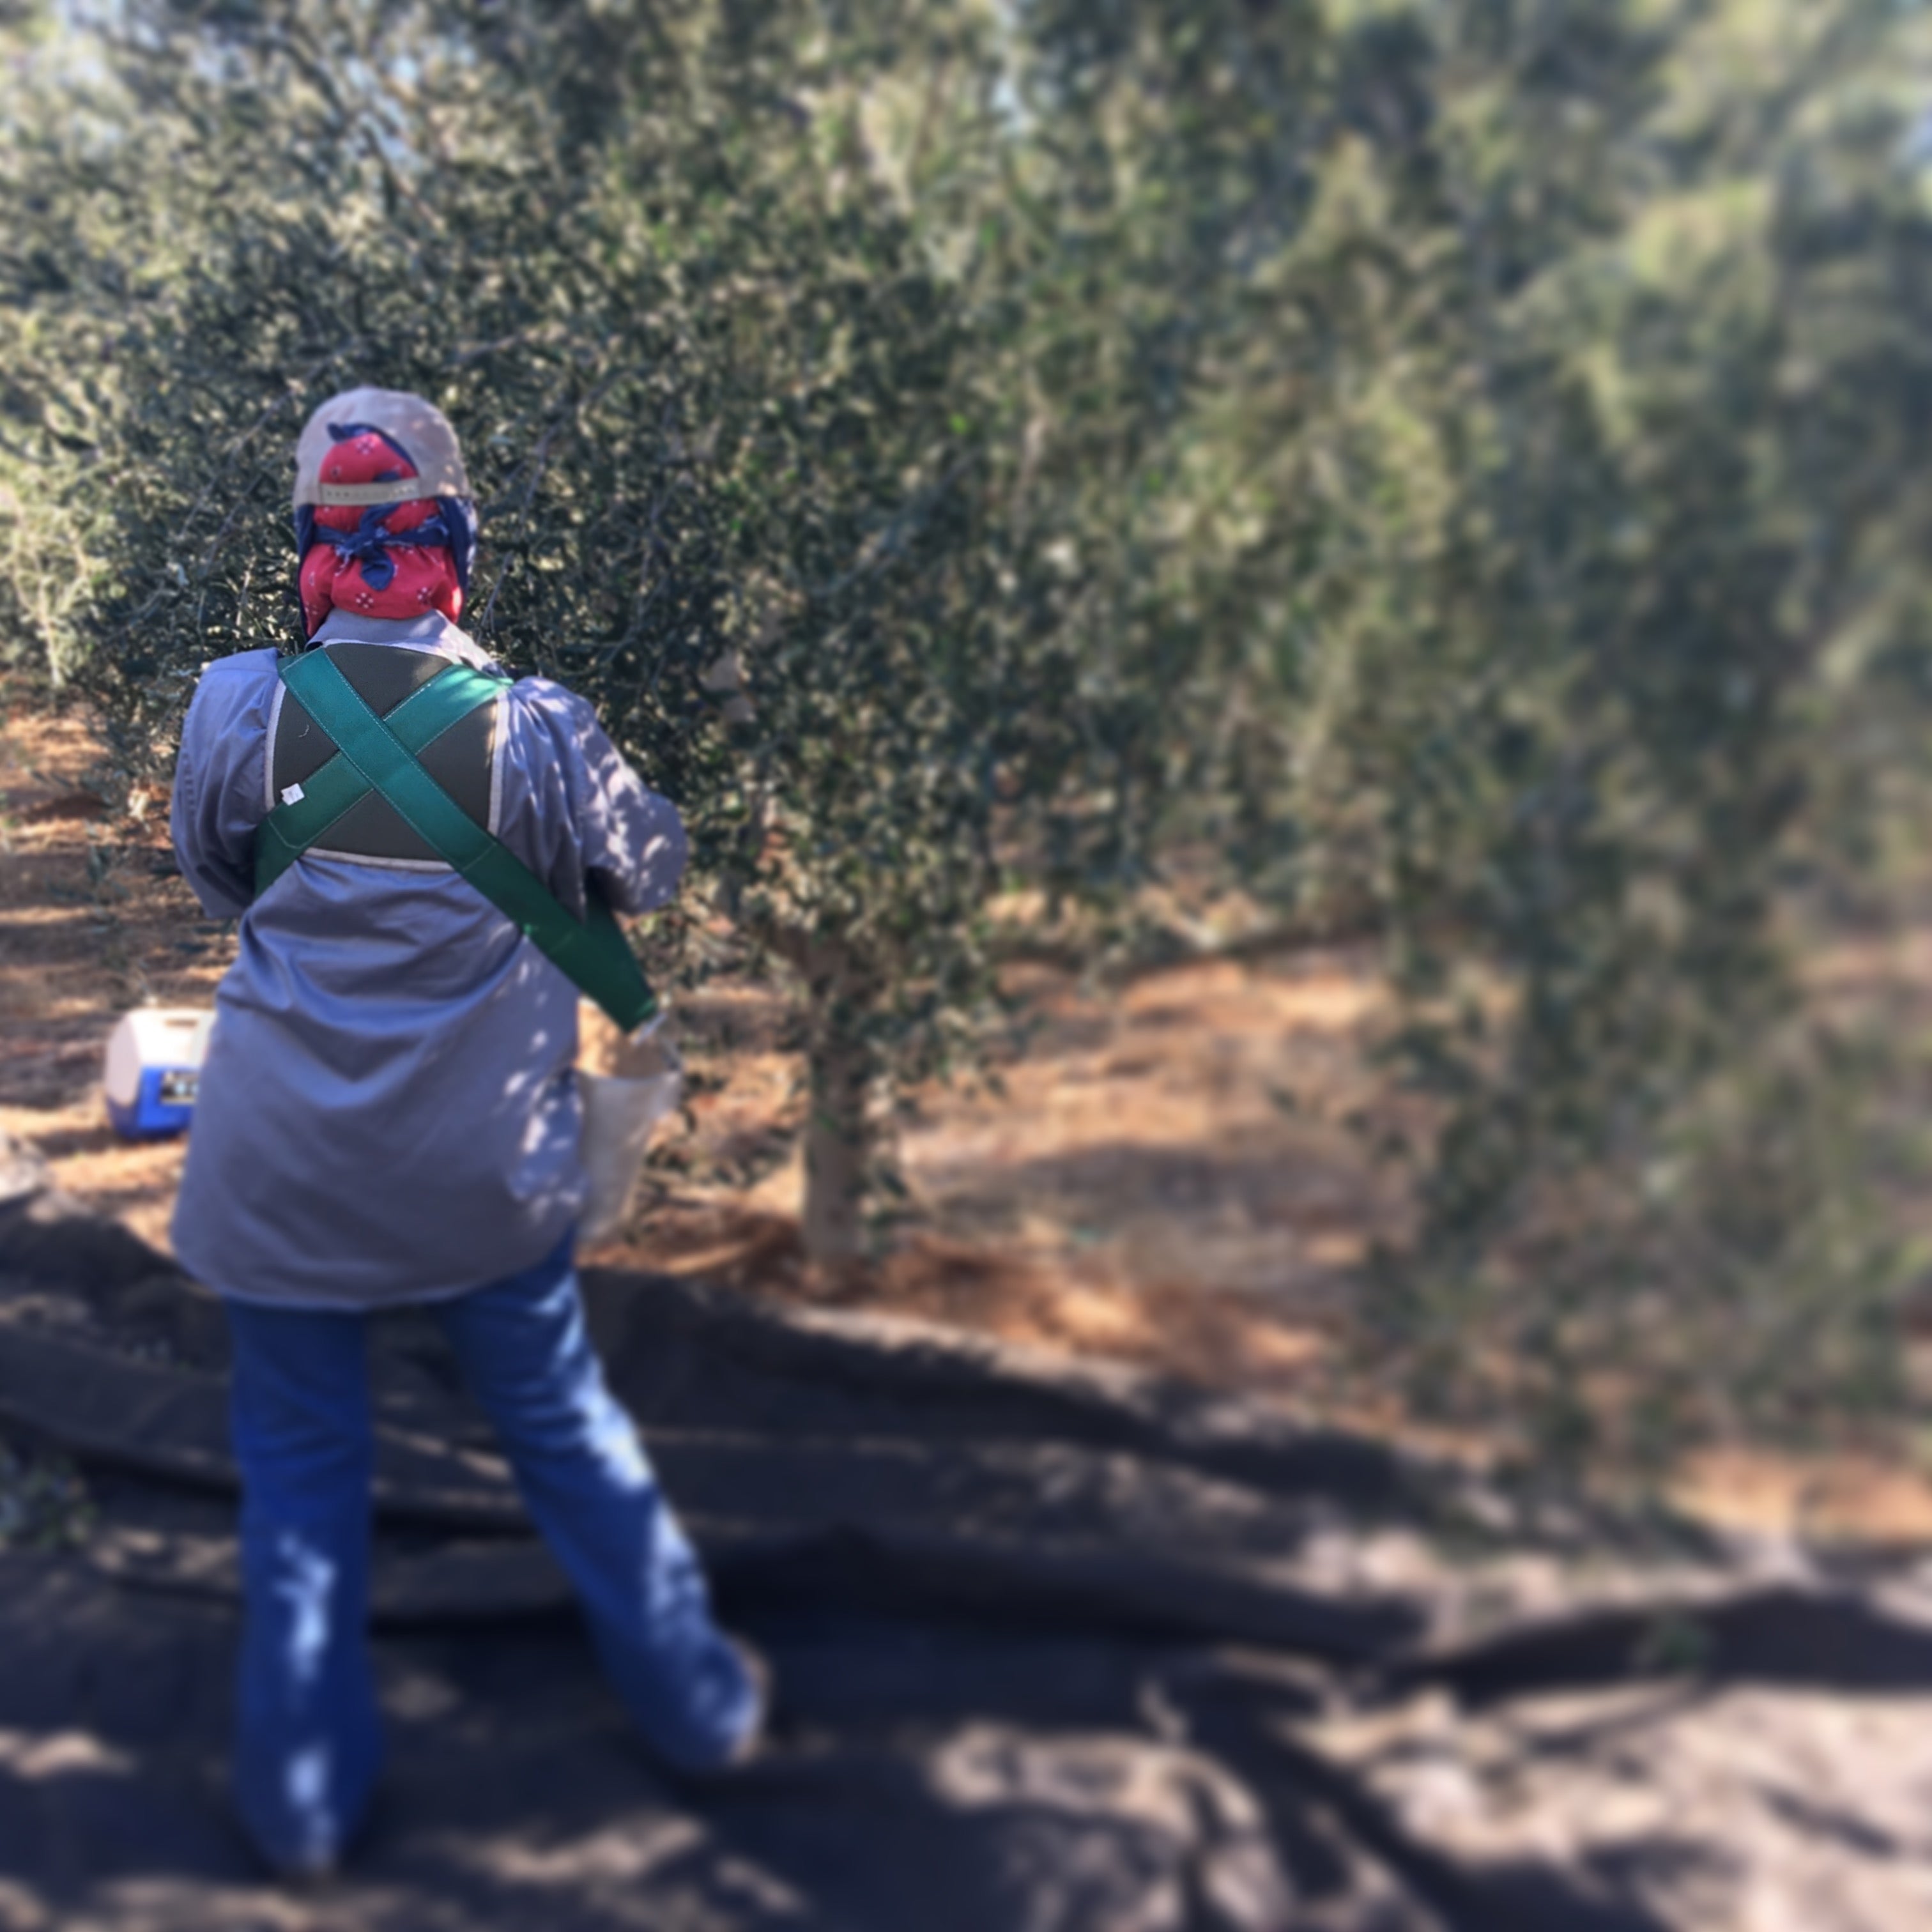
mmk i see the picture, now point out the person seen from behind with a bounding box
[167,387,763,1878]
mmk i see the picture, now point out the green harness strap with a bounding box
[254,659,507,893]
[255,650,658,1031]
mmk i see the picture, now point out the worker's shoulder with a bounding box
[185,647,280,728]
[195,645,280,690]
[503,668,589,707]
[501,671,604,739]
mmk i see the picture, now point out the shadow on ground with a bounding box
[3,1133,1932,1929]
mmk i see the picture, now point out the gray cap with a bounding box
[293,387,470,509]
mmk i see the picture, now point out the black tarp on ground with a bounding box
[4,1133,1931,1931]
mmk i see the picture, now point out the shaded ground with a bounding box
[4,1137,1932,1931]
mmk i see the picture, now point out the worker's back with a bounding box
[169,607,686,1308]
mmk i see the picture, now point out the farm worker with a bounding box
[168,387,763,1878]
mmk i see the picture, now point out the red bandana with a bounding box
[299,429,465,638]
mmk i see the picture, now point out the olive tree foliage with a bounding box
[1160,0,1932,1462]
[0,3,137,689]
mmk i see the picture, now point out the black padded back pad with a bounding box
[271,643,497,864]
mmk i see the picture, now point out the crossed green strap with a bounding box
[254,648,657,1031]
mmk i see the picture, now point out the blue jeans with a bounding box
[224,1237,757,1873]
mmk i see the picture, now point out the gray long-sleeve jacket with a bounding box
[168,610,686,1308]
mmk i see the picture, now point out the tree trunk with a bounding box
[800,935,873,1276]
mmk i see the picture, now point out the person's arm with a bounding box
[170,654,277,919]
[565,702,688,917]
[498,678,687,919]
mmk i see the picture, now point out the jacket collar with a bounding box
[305,609,501,673]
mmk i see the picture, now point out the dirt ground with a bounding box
[5,678,1931,1546]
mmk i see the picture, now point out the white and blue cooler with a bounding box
[103,1008,214,1140]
